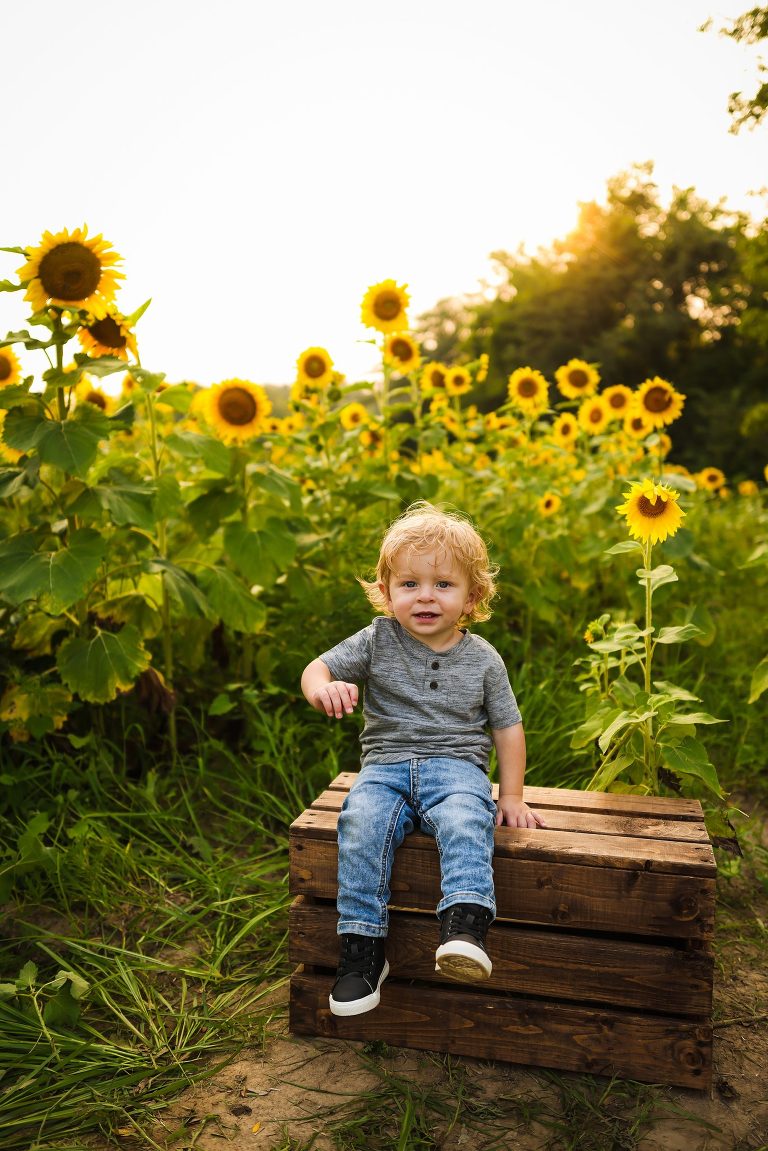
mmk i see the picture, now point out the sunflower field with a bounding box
[1,229,767,1146]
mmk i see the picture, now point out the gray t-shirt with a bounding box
[319,616,521,771]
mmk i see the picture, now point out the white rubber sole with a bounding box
[328,959,390,1017]
[435,941,492,981]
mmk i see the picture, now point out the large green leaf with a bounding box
[0,529,104,610]
[146,558,211,618]
[659,738,725,799]
[4,405,113,477]
[166,430,231,475]
[197,567,267,633]
[748,655,768,704]
[654,623,703,645]
[96,483,156,530]
[636,563,678,593]
[57,625,151,703]
[0,385,40,410]
[224,521,297,586]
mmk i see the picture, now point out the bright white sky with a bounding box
[3,0,766,387]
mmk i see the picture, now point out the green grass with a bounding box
[1,641,766,1149]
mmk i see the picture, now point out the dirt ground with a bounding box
[148,804,768,1151]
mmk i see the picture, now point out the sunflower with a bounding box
[697,466,726,491]
[360,279,410,333]
[577,396,610,436]
[384,333,421,375]
[616,478,685,544]
[18,226,124,317]
[421,362,448,392]
[445,366,472,396]
[633,377,685,428]
[75,377,115,414]
[538,492,562,517]
[551,411,579,447]
[296,346,334,390]
[602,384,632,420]
[555,359,600,400]
[623,412,653,439]
[360,425,384,455]
[507,367,549,414]
[78,305,138,361]
[738,479,759,496]
[205,379,271,444]
[339,402,369,430]
[0,346,22,388]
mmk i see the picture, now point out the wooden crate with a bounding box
[289,772,716,1089]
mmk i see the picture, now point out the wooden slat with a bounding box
[289,824,715,940]
[307,787,710,843]
[326,772,705,821]
[291,808,716,876]
[290,970,712,1091]
[289,896,714,1016]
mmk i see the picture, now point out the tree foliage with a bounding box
[715,5,768,130]
[416,165,768,477]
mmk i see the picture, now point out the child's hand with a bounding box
[496,796,546,829]
[311,680,359,719]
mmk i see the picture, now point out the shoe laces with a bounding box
[338,935,378,977]
[442,904,492,943]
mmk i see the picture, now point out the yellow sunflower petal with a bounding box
[384,332,421,374]
[555,359,600,400]
[296,346,334,390]
[18,226,124,318]
[633,377,686,429]
[615,478,685,544]
[0,346,23,388]
[507,367,549,414]
[205,379,271,444]
[360,279,410,334]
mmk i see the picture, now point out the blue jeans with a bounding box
[336,757,497,937]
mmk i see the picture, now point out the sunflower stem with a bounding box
[144,389,177,763]
[240,457,254,681]
[642,537,656,791]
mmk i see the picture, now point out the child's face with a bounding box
[379,547,477,651]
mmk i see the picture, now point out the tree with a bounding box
[709,6,768,131]
[417,166,768,477]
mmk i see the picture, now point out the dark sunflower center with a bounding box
[588,407,602,424]
[349,410,362,424]
[430,369,446,389]
[88,315,126,349]
[560,421,574,436]
[637,494,668,518]
[517,377,538,397]
[374,291,402,322]
[85,390,107,410]
[304,355,327,379]
[38,242,102,301]
[391,339,412,362]
[630,417,645,431]
[643,386,672,412]
[609,392,627,409]
[219,387,258,426]
[0,353,12,381]
[567,369,589,389]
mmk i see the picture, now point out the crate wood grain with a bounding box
[289,896,714,1016]
[288,773,716,1088]
[290,968,712,1090]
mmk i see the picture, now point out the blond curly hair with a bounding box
[359,502,498,624]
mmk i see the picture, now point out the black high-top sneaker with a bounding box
[435,904,493,981]
[328,934,389,1017]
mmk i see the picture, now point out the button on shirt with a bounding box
[319,616,521,771]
